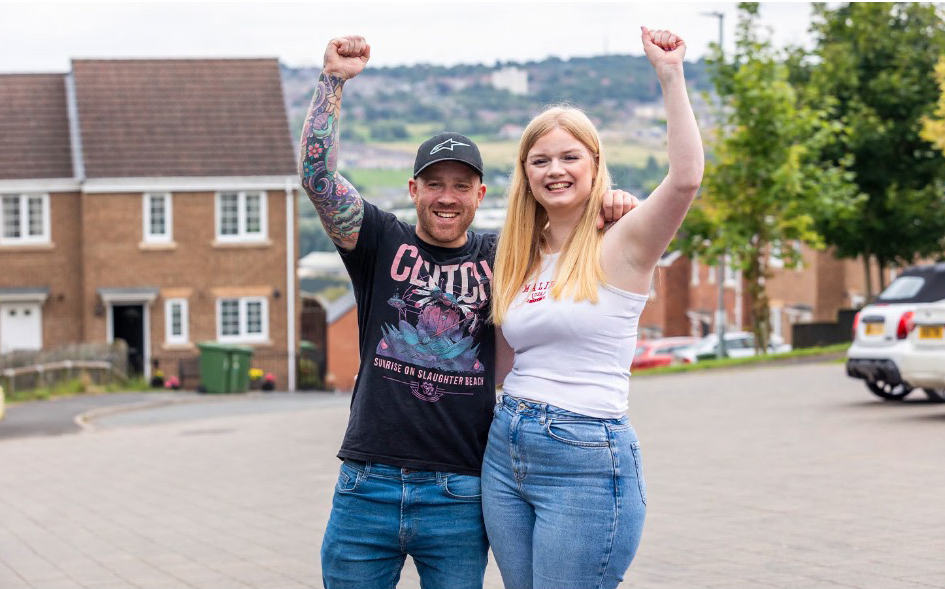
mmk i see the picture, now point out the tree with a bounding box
[675,3,858,352]
[806,2,945,296]
[922,57,945,153]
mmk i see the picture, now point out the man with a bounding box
[299,35,637,589]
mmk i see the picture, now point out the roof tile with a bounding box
[0,74,74,180]
[72,59,296,178]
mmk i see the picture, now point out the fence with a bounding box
[791,309,857,349]
[155,344,326,392]
[0,342,129,396]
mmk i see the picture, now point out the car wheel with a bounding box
[923,387,945,403]
[865,380,913,401]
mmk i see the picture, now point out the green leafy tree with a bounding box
[922,57,945,153]
[806,2,945,295]
[675,3,858,352]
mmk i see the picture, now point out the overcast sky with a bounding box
[0,1,816,73]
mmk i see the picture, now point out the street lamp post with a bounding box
[702,10,727,359]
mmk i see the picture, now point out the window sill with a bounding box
[0,241,54,251]
[139,241,178,251]
[212,239,272,249]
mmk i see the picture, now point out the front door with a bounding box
[0,302,42,353]
[112,304,144,375]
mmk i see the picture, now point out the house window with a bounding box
[217,296,268,342]
[690,256,700,286]
[1,194,50,245]
[165,298,188,345]
[723,255,739,286]
[144,193,172,243]
[216,191,266,242]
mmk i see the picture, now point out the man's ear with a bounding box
[408,177,419,204]
[477,183,487,205]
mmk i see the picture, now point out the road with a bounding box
[1,362,944,589]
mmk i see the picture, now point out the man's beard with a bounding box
[416,206,474,246]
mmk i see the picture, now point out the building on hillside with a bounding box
[491,67,528,96]
[0,59,302,388]
[298,251,348,280]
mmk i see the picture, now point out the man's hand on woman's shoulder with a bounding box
[598,189,641,230]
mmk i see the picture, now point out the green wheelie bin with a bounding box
[197,343,253,393]
[198,342,232,393]
[227,346,253,393]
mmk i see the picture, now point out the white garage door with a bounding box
[0,302,42,353]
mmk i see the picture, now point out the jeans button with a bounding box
[518,402,526,410]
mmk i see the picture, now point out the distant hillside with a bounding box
[282,54,712,141]
[285,54,712,258]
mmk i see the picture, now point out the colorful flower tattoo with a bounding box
[298,72,363,248]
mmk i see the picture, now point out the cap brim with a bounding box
[414,158,483,178]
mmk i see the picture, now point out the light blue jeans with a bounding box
[320,460,489,589]
[481,394,647,589]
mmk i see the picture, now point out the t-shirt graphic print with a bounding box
[376,243,490,402]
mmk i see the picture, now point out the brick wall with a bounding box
[327,308,360,392]
[78,188,297,387]
[0,191,84,347]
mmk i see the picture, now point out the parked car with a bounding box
[672,331,791,364]
[846,262,945,401]
[632,337,697,370]
[897,304,945,402]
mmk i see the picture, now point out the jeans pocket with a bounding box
[629,441,647,506]
[441,473,482,502]
[336,461,362,493]
[545,419,610,447]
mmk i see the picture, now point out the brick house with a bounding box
[641,245,888,345]
[323,291,359,392]
[0,59,302,389]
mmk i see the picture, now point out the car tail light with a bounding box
[852,311,860,339]
[896,311,914,340]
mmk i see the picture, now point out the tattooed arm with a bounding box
[298,36,371,251]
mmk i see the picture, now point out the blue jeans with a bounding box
[481,394,647,589]
[320,460,489,589]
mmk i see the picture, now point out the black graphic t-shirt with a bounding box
[336,201,497,476]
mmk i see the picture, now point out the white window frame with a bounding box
[723,255,739,287]
[165,298,189,345]
[690,256,700,286]
[0,193,51,245]
[143,192,173,243]
[216,296,268,343]
[768,242,785,269]
[215,191,267,242]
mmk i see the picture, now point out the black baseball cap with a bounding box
[413,132,484,179]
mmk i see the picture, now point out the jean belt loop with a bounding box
[363,461,372,477]
[539,403,547,425]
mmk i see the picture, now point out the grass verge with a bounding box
[638,343,850,376]
[4,374,159,404]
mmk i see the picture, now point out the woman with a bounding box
[482,27,704,589]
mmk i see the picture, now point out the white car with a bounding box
[898,304,945,400]
[673,331,791,364]
[846,263,945,401]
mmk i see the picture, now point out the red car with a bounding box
[632,337,698,370]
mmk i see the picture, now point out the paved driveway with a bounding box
[1,362,944,589]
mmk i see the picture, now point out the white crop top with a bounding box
[500,252,648,419]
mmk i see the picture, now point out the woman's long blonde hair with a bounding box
[491,106,612,325]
